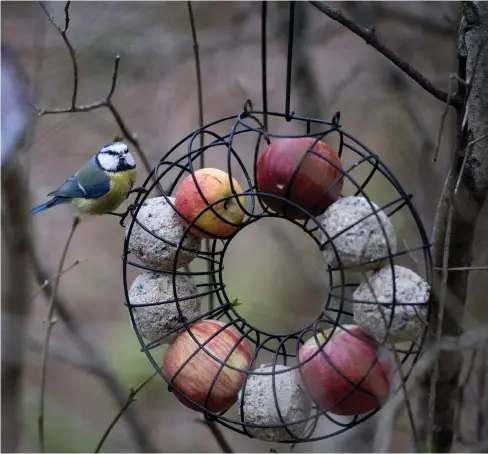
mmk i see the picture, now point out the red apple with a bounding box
[175,168,246,239]
[256,137,343,219]
[162,319,253,413]
[296,325,392,415]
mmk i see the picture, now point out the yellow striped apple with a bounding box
[163,319,253,413]
[175,168,246,239]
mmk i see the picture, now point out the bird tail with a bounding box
[29,197,67,216]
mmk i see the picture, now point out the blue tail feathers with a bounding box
[29,197,68,216]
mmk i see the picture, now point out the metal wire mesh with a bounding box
[121,1,433,444]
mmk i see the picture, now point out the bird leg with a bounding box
[128,186,147,196]
[108,203,139,227]
[108,188,147,226]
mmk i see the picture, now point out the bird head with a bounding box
[96,141,136,173]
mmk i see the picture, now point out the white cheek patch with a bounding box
[125,152,136,168]
[97,153,119,171]
[101,142,128,154]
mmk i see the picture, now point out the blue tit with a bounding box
[30,141,137,219]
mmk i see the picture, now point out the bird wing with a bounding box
[47,155,111,199]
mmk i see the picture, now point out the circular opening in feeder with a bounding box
[222,217,329,336]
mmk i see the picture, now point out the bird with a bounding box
[30,141,138,220]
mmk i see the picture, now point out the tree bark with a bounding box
[1,46,37,453]
[416,2,488,452]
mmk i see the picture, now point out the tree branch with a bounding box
[28,246,157,452]
[94,371,158,453]
[28,259,85,303]
[1,46,38,453]
[416,3,488,451]
[309,1,463,108]
[38,217,79,453]
[37,2,157,191]
[26,336,107,378]
[196,419,234,453]
[38,1,78,108]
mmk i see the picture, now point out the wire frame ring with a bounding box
[122,105,433,443]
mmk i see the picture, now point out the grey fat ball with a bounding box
[129,272,201,345]
[353,265,430,343]
[127,196,202,270]
[318,196,397,271]
[238,364,312,442]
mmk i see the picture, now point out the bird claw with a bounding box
[128,186,147,196]
[107,204,135,227]
[109,188,146,227]
[118,204,139,227]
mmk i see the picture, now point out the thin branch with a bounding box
[454,134,488,198]
[38,216,79,453]
[434,265,488,272]
[29,246,157,452]
[433,46,486,163]
[427,201,455,451]
[455,348,479,442]
[28,259,85,303]
[424,120,485,450]
[196,419,234,454]
[309,1,462,108]
[36,3,158,192]
[433,75,456,162]
[26,336,106,378]
[107,55,120,101]
[39,1,78,107]
[358,266,419,450]
[94,371,158,453]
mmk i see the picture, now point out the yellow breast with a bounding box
[71,169,137,216]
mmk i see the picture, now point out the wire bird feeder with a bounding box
[122,1,432,444]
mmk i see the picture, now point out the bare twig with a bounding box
[196,419,234,454]
[433,47,485,163]
[94,371,158,453]
[427,202,455,451]
[37,2,156,189]
[433,75,456,162]
[415,6,488,449]
[28,245,157,452]
[309,1,462,108]
[426,127,480,446]
[38,216,79,452]
[454,134,488,196]
[28,259,85,303]
[38,1,77,107]
[356,242,419,451]
[26,336,106,378]
[433,265,488,272]
[455,348,477,441]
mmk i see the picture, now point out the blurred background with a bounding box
[4,1,486,452]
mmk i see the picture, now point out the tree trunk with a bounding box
[1,46,37,453]
[416,2,488,452]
